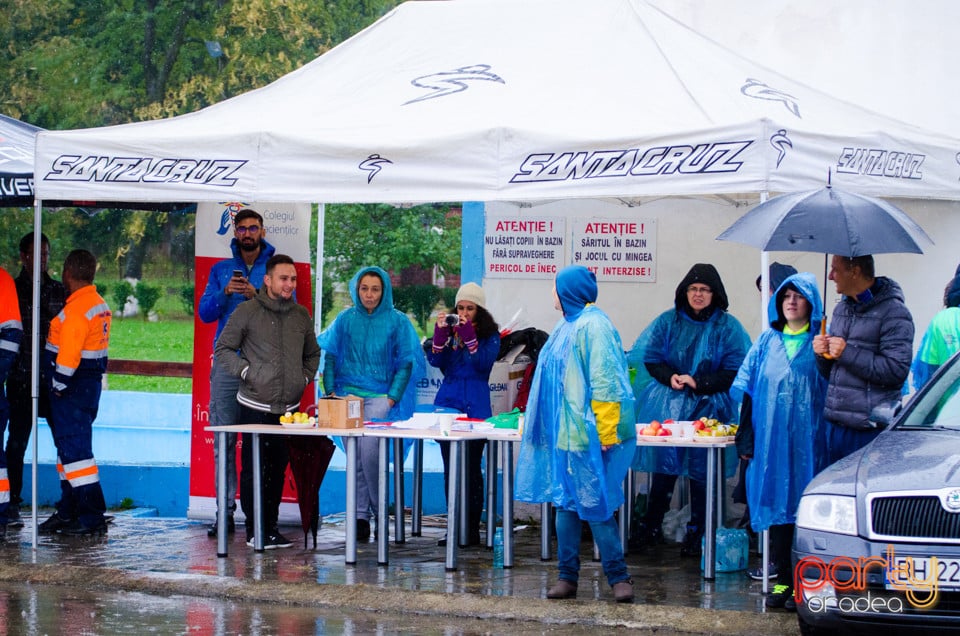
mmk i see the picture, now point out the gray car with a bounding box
[793,353,960,635]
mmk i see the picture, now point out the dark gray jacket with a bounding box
[214,287,321,414]
[816,276,913,430]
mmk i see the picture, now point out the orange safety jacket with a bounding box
[46,284,111,392]
[0,267,22,506]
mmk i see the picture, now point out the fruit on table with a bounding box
[692,416,738,436]
[279,411,316,425]
[640,420,672,436]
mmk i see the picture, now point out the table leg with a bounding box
[486,439,498,549]
[412,439,423,537]
[345,436,358,565]
[216,431,229,558]
[393,438,405,544]
[501,440,514,568]
[252,433,264,552]
[445,439,460,571]
[377,437,389,565]
[459,439,469,547]
[540,502,552,561]
[704,446,717,579]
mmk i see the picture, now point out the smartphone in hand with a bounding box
[232,269,244,279]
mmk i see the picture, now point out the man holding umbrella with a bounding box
[812,255,914,465]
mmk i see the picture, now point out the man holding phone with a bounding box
[198,208,275,537]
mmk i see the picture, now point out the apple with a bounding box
[649,420,661,430]
[693,421,706,431]
[656,428,672,436]
[662,418,675,424]
[641,426,657,436]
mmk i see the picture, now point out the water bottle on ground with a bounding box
[493,527,504,569]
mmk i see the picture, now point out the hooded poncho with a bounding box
[515,266,636,522]
[731,272,828,531]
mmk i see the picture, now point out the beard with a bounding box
[239,238,260,252]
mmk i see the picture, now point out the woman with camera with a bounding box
[428,282,500,546]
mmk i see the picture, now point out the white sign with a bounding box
[571,218,657,282]
[484,216,566,279]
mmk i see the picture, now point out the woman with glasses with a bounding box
[428,282,500,546]
[628,263,750,556]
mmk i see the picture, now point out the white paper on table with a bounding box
[391,412,465,430]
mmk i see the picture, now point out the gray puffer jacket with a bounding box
[816,276,913,430]
[214,287,321,414]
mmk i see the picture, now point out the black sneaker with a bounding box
[38,514,72,535]
[59,519,108,536]
[7,508,24,528]
[765,584,796,610]
[207,515,235,538]
[356,518,371,542]
[264,529,293,550]
[747,563,779,581]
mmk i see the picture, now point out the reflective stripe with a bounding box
[57,460,66,481]
[80,349,109,360]
[62,459,100,488]
[0,468,9,503]
[0,319,22,330]
[85,303,111,320]
[55,309,66,322]
[52,379,68,392]
[55,363,76,377]
[46,342,59,354]
[0,340,18,353]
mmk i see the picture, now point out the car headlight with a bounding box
[796,494,858,535]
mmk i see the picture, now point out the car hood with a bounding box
[803,428,960,497]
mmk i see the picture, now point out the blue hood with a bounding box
[768,272,823,333]
[349,266,394,316]
[556,265,597,319]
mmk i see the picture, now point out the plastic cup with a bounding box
[439,413,455,436]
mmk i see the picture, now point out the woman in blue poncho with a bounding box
[630,263,750,557]
[428,282,500,546]
[731,272,827,609]
[318,266,424,542]
[515,265,637,603]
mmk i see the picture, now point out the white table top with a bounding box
[205,424,365,437]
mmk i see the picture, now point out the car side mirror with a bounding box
[868,401,901,429]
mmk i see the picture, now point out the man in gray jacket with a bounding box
[813,255,913,466]
[214,254,321,549]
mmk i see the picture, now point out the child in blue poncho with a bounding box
[516,265,637,603]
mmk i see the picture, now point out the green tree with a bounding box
[323,204,461,288]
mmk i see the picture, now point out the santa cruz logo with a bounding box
[741,78,801,118]
[510,141,752,183]
[44,155,246,186]
[359,154,393,183]
[770,129,793,169]
[836,147,925,180]
[404,64,504,105]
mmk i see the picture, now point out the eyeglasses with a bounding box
[236,225,260,234]
[687,286,712,295]
[456,305,477,312]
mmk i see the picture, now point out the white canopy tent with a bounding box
[23,0,960,544]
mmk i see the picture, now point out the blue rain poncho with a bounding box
[318,266,424,421]
[731,272,828,531]
[628,272,750,478]
[515,267,636,522]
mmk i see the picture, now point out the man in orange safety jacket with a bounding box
[38,249,111,536]
[0,265,23,542]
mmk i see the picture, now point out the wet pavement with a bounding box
[0,510,799,635]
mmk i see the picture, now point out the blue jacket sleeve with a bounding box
[198,262,229,324]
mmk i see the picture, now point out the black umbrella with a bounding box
[717,183,933,343]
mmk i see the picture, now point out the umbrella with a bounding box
[717,184,933,343]
[286,422,336,548]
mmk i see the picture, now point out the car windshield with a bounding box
[901,352,960,430]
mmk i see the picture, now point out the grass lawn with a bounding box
[106,318,194,393]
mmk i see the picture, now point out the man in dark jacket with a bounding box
[198,208,276,537]
[813,255,914,465]
[214,254,321,549]
[6,233,64,528]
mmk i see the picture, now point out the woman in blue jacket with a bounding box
[428,282,500,546]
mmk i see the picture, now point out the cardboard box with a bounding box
[316,395,364,428]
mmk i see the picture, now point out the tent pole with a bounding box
[314,203,325,396]
[759,191,769,326]
[30,199,42,553]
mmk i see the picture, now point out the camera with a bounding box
[444,314,459,327]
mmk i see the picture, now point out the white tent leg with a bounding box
[30,199,43,554]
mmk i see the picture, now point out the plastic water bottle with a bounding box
[493,527,504,569]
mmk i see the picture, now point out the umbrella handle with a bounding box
[820,320,834,360]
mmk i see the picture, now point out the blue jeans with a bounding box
[356,396,392,520]
[209,363,239,514]
[555,508,630,586]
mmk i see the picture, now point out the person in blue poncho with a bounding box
[318,266,424,542]
[629,263,750,557]
[428,282,500,546]
[731,272,828,610]
[911,270,960,391]
[515,265,637,603]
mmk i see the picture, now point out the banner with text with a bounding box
[571,218,657,282]
[484,216,566,279]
